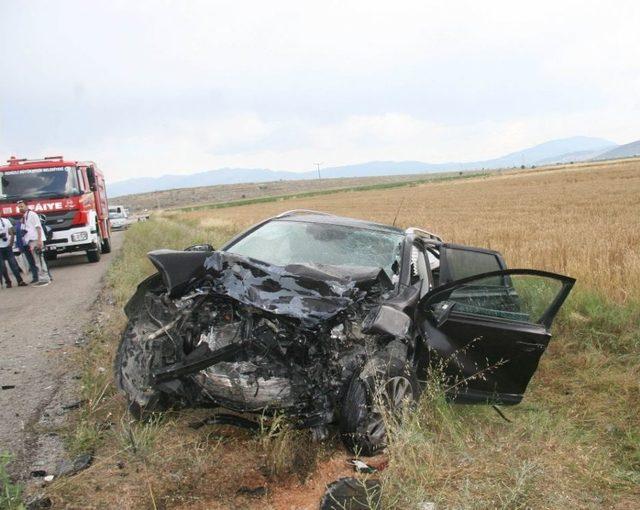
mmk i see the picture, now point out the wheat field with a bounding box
[179,159,640,303]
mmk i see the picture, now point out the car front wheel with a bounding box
[340,359,420,456]
[115,322,173,420]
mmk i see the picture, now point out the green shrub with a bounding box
[0,452,24,510]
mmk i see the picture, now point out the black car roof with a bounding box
[273,213,405,235]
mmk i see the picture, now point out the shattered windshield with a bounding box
[226,219,403,279]
[0,167,80,200]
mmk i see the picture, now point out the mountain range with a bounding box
[594,139,640,161]
[108,136,637,197]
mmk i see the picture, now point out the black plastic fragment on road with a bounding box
[320,477,382,510]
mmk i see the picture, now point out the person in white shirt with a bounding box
[0,215,27,288]
[16,200,50,286]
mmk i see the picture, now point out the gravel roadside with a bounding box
[0,232,124,484]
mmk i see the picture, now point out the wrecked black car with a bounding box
[115,210,574,455]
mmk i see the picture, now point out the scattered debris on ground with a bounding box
[348,459,377,474]
[319,477,382,510]
[56,453,93,477]
[26,494,52,509]
[61,400,86,411]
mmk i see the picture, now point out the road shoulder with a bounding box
[0,233,124,492]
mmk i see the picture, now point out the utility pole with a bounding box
[315,162,322,180]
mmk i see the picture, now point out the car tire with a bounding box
[44,251,58,261]
[340,359,420,456]
[114,322,172,420]
[86,246,101,263]
[101,237,112,254]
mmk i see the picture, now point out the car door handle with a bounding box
[515,341,544,352]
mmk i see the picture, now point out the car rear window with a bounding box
[440,246,504,285]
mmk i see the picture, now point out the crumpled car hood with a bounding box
[203,251,390,327]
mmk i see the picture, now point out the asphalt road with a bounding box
[0,231,124,479]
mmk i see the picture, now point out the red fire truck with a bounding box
[0,156,111,263]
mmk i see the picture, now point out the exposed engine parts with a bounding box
[116,250,406,430]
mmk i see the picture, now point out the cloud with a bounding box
[1,0,639,182]
[57,106,631,183]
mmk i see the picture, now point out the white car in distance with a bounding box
[109,205,128,230]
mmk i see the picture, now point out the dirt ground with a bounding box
[0,232,124,487]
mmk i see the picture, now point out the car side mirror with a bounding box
[432,301,457,327]
[362,305,411,338]
[86,167,97,191]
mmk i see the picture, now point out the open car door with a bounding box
[418,268,575,405]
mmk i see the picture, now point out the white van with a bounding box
[109,205,128,230]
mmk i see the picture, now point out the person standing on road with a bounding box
[12,217,29,275]
[16,200,51,286]
[0,215,27,288]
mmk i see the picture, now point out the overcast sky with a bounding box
[1,1,639,182]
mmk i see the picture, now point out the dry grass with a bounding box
[258,415,320,484]
[47,158,639,509]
